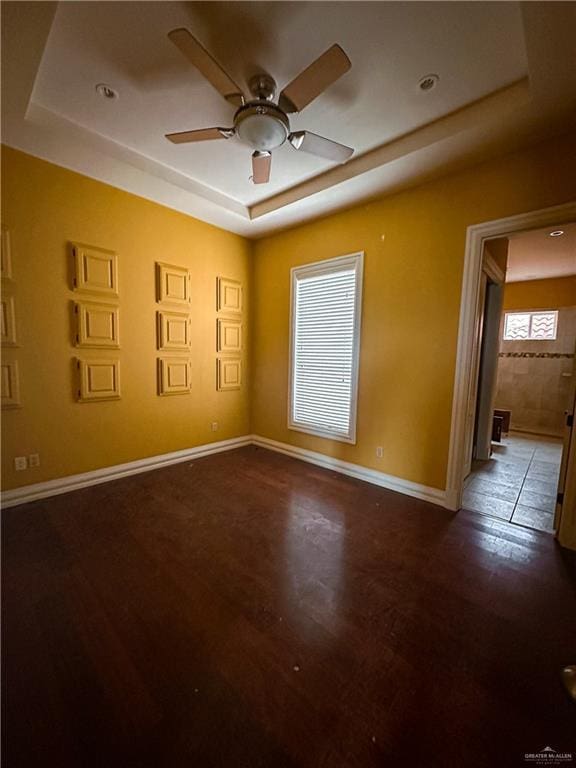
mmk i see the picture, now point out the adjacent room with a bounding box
[463,227,576,533]
[2,2,576,766]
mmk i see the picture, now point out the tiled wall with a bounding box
[494,306,576,437]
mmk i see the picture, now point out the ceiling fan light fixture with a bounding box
[165,28,355,183]
[235,104,289,152]
[549,230,564,237]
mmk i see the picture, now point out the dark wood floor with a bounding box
[3,446,576,767]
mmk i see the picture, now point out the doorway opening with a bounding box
[462,222,575,533]
[446,202,576,549]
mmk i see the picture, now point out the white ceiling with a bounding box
[506,223,576,283]
[2,2,576,237]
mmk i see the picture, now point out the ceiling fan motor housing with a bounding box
[234,102,290,152]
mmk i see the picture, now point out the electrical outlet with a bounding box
[376,447,383,458]
[29,453,40,468]
[211,422,218,432]
[14,456,27,471]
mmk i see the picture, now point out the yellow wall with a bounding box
[503,276,576,310]
[1,146,251,490]
[2,133,576,496]
[252,133,576,491]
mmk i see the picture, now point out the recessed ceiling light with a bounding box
[95,83,119,100]
[418,74,439,92]
[549,230,564,237]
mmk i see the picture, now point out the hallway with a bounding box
[462,433,562,533]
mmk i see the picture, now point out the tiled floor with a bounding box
[462,432,562,533]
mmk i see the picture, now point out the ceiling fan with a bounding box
[165,28,354,184]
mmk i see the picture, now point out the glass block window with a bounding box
[503,311,557,341]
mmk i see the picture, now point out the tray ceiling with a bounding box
[2,2,576,237]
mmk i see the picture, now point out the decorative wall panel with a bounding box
[217,357,242,391]
[217,318,242,353]
[1,296,17,347]
[158,357,191,395]
[1,360,20,409]
[157,311,190,351]
[75,302,119,348]
[77,358,121,402]
[156,263,190,305]
[217,277,242,314]
[72,242,119,297]
[1,229,12,280]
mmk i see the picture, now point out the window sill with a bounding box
[288,422,356,445]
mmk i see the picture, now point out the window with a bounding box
[503,310,558,341]
[289,253,363,443]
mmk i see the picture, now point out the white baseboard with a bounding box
[2,433,449,511]
[252,435,448,508]
[1,436,252,509]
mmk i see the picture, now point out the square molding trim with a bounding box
[1,359,21,409]
[157,310,190,351]
[72,242,119,297]
[217,277,242,314]
[217,357,242,391]
[156,262,190,305]
[217,318,242,353]
[75,301,119,348]
[158,356,191,395]
[1,295,18,346]
[76,358,120,402]
[1,228,13,280]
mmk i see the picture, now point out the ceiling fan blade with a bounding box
[289,131,353,163]
[165,127,234,144]
[168,28,244,107]
[279,44,351,113]
[252,151,271,184]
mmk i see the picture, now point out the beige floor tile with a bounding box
[474,466,525,489]
[462,490,514,521]
[522,476,558,496]
[517,488,556,514]
[465,435,561,534]
[527,465,560,483]
[531,458,561,473]
[466,477,520,503]
[511,505,555,533]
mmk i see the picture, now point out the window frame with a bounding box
[288,252,364,444]
[503,309,558,341]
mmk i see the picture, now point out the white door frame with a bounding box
[444,200,576,511]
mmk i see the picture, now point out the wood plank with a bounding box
[3,446,576,766]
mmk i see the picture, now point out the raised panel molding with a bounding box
[1,295,18,346]
[75,302,119,348]
[217,357,242,391]
[157,310,190,351]
[1,360,21,409]
[1,228,13,280]
[72,242,119,297]
[77,358,120,402]
[158,357,191,395]
[217,318,242,353]
[156,262,190,305]
[217,277,242,314]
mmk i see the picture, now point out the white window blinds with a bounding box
[289,253,363,443]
